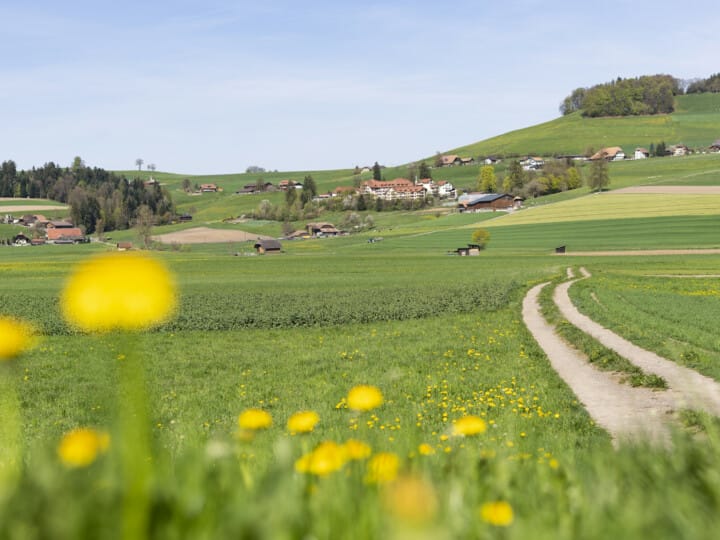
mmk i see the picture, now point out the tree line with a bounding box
[686,73,720,94]
[560,74,682,117]
[0,159,174,235]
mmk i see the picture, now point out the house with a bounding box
[634,148,650,159]
[200,183,218,192]
[285,230,311,240]
[46,220,75,229]
[334,186,357,196]
[709,139,720,152]
[457,193,515,212]
[668,144,689,156]
[361,178,422,201]
[483,156,501,165]
[12,233,31,246]
[589,147,625,161]
[116,241,133,251]
[520,157,545,171]
[460,157,474,165]
[454,244,482,256]
[439,155,463,167]
[278,180,302,191]
[254,239,282,254]
[46,227,85,243]
[306,222,341,237]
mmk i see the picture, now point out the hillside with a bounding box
[442,93,720,160]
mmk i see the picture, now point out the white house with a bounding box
[634,148,650,159]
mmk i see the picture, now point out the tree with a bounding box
[566,167,582,190]
[372,162,382,181]
[418,161,431,180]
[587,159,610,192]
[134,204,155,248]
[655,141,667,157]
[182,178,192,192]
[71,156,85,172]
[135,158,144,171]
[255,177,266,192]
[285,185,298,206]
[471,228,490,249]
[503,161,525,194]
[478,165,497,192]
[147,163,156,172]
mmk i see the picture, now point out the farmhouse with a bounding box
[116,241,133,251]
[12,233,31,246]
[306,222,341,237]
[454,244,482,256]
[634,148,650,159]
[590,147,625,161]
[46,227,85,243]
[520,156,544,171]
[710,139,720,152]
[458,193,515,212]
[439,155,462,167]
[254,239,282,254]
[668,144,689,156]
[278,180,302,191]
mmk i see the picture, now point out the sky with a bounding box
[1,0,718,175]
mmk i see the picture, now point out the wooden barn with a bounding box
[254,239,282,254]
[458,193,515,212]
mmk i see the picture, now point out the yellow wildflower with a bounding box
[418,443,435,456]
[0,316,34,360]
[57,428,110,468]
[453,415,487,436]
[303,441,347,476]
[479,501,514,527]
[366,452,400,484]
[383,475,438,525]
[61,253,176,332]
[347,385,383,411]
[344,439,372,460]
[238,408,272,430]
[287,410,320,434]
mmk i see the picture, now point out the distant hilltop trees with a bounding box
[560,74,682,117]
[686,73,720,94]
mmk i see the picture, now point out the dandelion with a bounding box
[344,439,372,460]
[238,408,272,430]
[287,410,320,434]
[57,428,110,468]
[383,475,438,525]
[0,316,34,360]
[366,452,400,484]
[347,385,383,411]
[61,253,176,332]
[453,415,487,436]
[295,441,347,476]
[418,443,435,456]
[479,501,514,527]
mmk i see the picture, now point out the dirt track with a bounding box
[152,227,274,244]
[523,269,720,445]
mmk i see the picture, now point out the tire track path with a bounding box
[523,283,674,445]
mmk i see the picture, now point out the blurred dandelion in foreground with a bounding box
[57,428,110,468]
[344,439,372,460]
[287,410,319,434]
[383,475,438,525]
[347,385,384,411]
[61,253,176,332]
[365,452,400,484]
[453,415,487,436]
[418,443,435,456]
[479,501,514,527]
[238,408,273,431]
[0,316,35,360]
[295,440,347,476]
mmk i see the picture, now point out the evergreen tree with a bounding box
[418,161,431,180]
[372,162,382,181]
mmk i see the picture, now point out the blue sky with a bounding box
[1,0,718,174]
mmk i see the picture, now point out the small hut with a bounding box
[254,239,282,254]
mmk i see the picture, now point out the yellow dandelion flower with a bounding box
[308,441,346,476]
[61,253,176,332]
[347,385,383,411]
[479,500,514,527]
[57,428,110,468]
[238,408,272,430]
[344,439,372,460]
[365,452,400,484]
[383,475,438,525]
[418,443,435,456]
[287,410,320,434]
[0,316,34,360]
[453,415,487,436]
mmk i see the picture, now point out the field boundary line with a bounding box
[522,282,673,446]
[556,269,720,416]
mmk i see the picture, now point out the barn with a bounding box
[458,193,515,212]
[254,239,282,254]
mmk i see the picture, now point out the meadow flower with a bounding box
[347,385,384,411]
[418,443,435,456]
[365,452,400,484]
[61,253,176,332]
[295,441,347,476]
[0,316,34,360]
[238,408,272,430]
[453,415,487,436]
[57,428,110,468]
[344,439,372,460]
[479,501,514,527]
[287,410,320,434]
[383,475,438,525]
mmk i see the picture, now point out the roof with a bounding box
[711,139,720,147]
[254,239,282,250]
[47,220,74,228]
[636,148,650,153]
[458,193,512,206]
[590,147,624,160]
[440,155,460,165]
[47,227,83,240]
